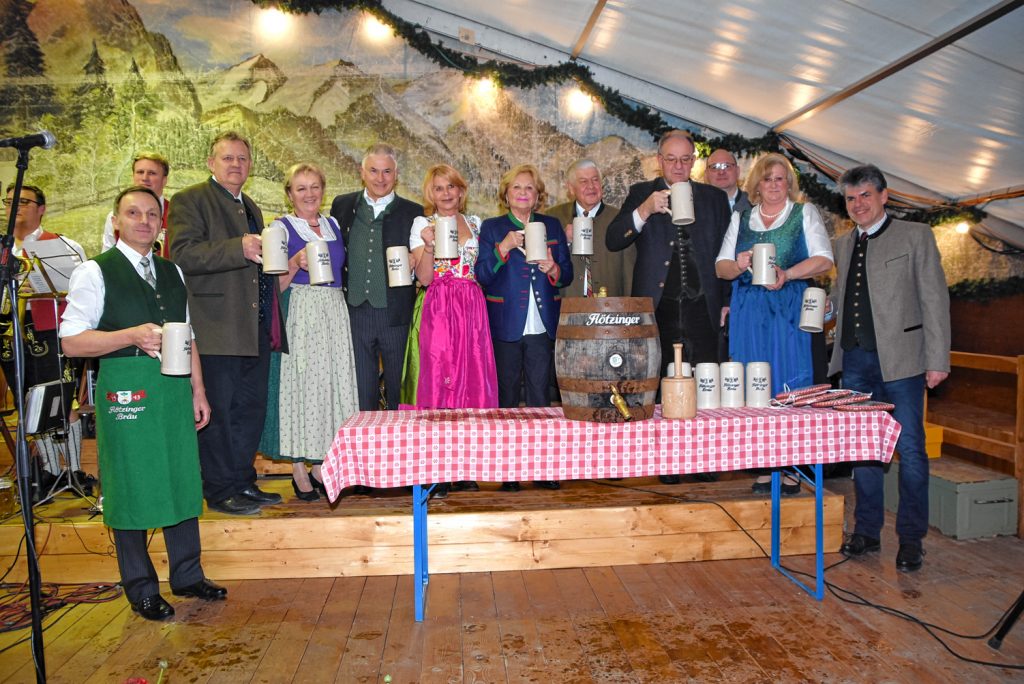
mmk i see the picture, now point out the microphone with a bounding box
[0,131,57,150]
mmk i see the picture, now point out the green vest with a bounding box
[95,249,189,358]
[346,200,388,308]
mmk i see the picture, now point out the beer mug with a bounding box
[750,243,777,286]
[433,215,459,259]
[524,222,548,263]
[670,182,695,226]
[571,216,594,256]
[261,225,289,275]
[799,287,827,333]
[745,361,772,408]
[386,246,412,287]
[719,361,745,408]
[305,240,333,286]
[155,322,192,376]
[695,362,720,410]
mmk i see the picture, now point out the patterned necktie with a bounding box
[139,256,156,289]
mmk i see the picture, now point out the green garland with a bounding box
[257,0,990,229]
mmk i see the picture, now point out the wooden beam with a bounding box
[771,0,1024,131]
[570,0,608,60]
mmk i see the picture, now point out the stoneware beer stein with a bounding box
[433,215,459,259]
[155,322,192,376]
[799,287,827,333]
[750,242,777,286]
[305,240,333,285]
[719,361,745,408]
[260,224,289,275]
[695,362,720,410]
[662,343,697,419]
[670,181,695,225]
[745,361,772,407]
[571,216,594,256]
[666,362,692,378]
[385,246,412,287]
[524,221,548,263]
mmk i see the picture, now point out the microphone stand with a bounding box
[2,148,48,683]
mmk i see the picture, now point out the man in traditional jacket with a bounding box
[61,186,225,621]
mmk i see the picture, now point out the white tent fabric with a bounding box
[385,0,1024,245]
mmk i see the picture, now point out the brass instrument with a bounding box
[0,254,33,337]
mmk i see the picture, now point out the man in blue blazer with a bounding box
[607,130,731,484]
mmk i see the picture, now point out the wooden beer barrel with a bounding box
[555,297,661,422]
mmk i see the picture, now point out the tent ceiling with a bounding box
[386,0,1024,238]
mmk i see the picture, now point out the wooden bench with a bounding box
[927,352,1024,536]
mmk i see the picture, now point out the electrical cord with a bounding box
[590,477,1024,670]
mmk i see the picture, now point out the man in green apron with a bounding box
[60,186,224,621]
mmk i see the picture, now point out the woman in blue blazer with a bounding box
[476,164,573,491]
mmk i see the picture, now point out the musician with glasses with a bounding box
[704,148,752,216]
[607,130,731,484]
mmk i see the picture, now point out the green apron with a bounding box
[96,356,202,530]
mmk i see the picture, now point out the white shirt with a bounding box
[60,241,190,338]
[858,213,888,238]
[363,190,395,219]
[716,199,833,263]
[271,213,339,243]
[575,201,601,218]
[102,196,166,253]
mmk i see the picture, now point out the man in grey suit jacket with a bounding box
[607,130,731,484]
[170,131,286,516]
[830,164,950,572]
[705,148,752,217]
[547,159,633,297]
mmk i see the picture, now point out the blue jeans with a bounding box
[842,347,928,543]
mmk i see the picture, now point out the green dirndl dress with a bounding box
[95,355,202,530]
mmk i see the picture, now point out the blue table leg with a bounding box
[412,484,432,621]
[773,465,826,600]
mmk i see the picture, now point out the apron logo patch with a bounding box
[106,389,148,420]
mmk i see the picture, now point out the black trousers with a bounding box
[347,302,409,411]
[493,333,553,409]
[197,324,270,503]
[113,517,204,603]
[656,295,721,377]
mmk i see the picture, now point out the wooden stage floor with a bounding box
[1,474,1023,682]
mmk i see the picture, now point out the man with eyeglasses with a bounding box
[2,184,89,496]
[704,149,752,216]
[607,130,731,484]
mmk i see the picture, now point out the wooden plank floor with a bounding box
[1,478,1022,683]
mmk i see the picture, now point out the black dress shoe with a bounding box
[751,479,772,495]
[451,481,479,492]
[659,474,681,485]
[533,480,560,490]
[208,496,261,516]
[500,481,521,492]
[896,542,924,572]
[309,472,328,495]
[693,472,719,483]
[781,477,802,497]
[131,594,175,621]
[238,485,282,506]
[291,477,320,502]
[172,578,228,601]
[840,533,881,557]
[431,483,450,499]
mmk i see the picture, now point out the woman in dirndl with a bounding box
[271,163,359,501]
[408,164,499,497]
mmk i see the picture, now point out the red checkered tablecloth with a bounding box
[320,406,901,501]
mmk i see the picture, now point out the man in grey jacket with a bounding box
[829,164,950,572]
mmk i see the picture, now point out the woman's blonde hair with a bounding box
[422,164,468,216]
[744,153,802,205]
[496,164,547,214]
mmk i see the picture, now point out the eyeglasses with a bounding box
[708,162,736,171]
[3,197,40,207]
[661,154,698,166]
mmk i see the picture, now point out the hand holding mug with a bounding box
[291,249,309,271]
[420,224,435,250]
[642,189,672,219]
[735,250,753,272]
[242,233,263,264]
[536,248,557,277]
[499,230,523,256]
[133,324,163,358]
